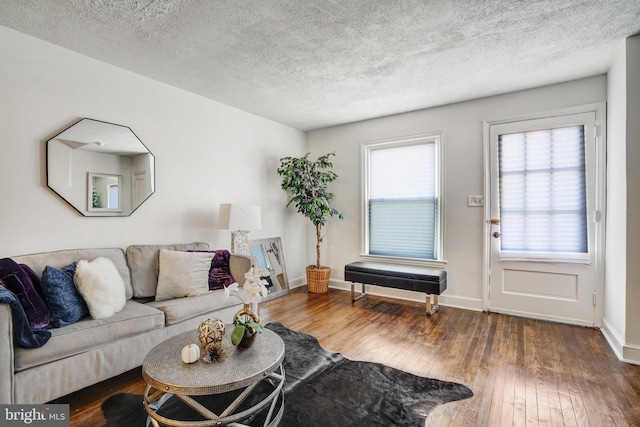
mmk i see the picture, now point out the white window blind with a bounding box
[250,244,271,270]
[367,141,438,259]
[498,125,587,254]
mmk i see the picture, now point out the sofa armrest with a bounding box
[0,303,15,403]
[229,254,257,284]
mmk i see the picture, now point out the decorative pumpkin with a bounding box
[198,318,226,348]
[181,343,200,364]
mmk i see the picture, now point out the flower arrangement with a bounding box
[224,267,269,346]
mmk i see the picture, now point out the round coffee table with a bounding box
[142,327,285,427]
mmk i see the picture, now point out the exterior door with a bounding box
[486,108,604,327]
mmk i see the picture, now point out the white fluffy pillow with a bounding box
[75,257,127,319]
[155,250,214,302]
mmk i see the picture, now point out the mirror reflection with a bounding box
[46,118,155,216]
[88,173,121,211]
[250,237,290,301]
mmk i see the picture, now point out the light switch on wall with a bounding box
[467,195,484,207]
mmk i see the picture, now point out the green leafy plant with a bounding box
[230,318,262,346]
[277,152,344,269]
[92,189,101,208]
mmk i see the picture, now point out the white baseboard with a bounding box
[601,317,640,365]
[601,317,625,359]
[288,277,306,289]
[622,345,640,365]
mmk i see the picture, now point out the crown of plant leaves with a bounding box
[277,152,343,268]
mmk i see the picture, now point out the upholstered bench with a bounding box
[344,262,446,315]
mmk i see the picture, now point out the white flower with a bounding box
[225,267,270,305]
[241,281,264,304]
[223,282,239,302]
[258,281,269,298]
[244,267,269,284]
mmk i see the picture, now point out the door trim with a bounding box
[482,102,607,327]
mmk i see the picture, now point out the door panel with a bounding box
[486,110,602,326]
[502,268,577,301]
[490,260,594,324]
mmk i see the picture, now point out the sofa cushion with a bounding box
[155,250,213,301]
[12,248,133,299]
[75,257,127,319]
[14,300,165,372]
[0,258,50,329]
[146,289,234,325]
[41,262,90,328]
[126,242,210,298]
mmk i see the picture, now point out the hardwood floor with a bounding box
[55,287,640,426]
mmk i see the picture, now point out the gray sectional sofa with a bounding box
[0,242,254,404]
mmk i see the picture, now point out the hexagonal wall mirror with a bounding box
[46,118,155,216]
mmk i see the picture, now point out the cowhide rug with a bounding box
[102,322,472,426]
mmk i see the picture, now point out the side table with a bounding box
[142,327,285,427]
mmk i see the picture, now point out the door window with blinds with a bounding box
[495,113,595,263]
[362,134,442,261]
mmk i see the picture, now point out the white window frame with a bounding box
[360,132,446,268]
[486,106,604,265]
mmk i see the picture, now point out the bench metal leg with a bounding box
[426,294,439,316]
[351,282,367,303]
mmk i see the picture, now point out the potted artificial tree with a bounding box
[277,152,343,293]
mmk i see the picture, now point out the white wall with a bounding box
[602,35,640,364]
[307,76,607,310]
[604,40,628,355]
[624,36,640,353]
[0,26,310,284]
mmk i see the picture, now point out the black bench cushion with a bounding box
[345,262,446,295]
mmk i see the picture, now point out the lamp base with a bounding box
[231,230,251,255]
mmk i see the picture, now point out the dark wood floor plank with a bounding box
[449,312,491,426]
[577,328,630,426]
[49,287,640,427]
[522,322,540,427]
[532,320,564,427]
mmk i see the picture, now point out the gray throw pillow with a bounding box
[155,250,214,302]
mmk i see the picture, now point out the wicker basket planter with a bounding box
[306,266,331,294]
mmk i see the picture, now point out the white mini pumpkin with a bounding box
[181,343,200,364]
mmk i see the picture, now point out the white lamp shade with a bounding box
[217,204,261,231]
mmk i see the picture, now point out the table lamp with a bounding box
[217,204,261,255]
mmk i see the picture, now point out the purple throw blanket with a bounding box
[0,286,51,348]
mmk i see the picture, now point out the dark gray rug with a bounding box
[102,322,472,426]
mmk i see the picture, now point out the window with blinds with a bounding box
[365,136,440,260]
[250,244,271,270]
[498,125,587,254]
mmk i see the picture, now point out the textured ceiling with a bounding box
[1,1,639,131]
